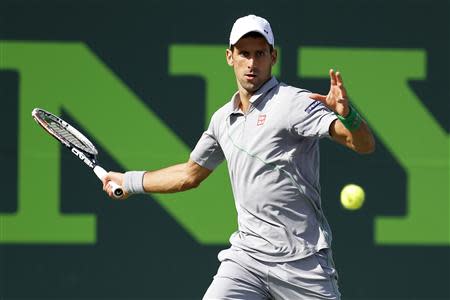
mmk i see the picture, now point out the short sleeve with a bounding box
[289,92,338,138]
[190,113,225,170]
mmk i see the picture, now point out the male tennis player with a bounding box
[103,14,375,299]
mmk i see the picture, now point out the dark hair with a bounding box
[229,31,274,53]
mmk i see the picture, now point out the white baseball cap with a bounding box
[229,15,274,47]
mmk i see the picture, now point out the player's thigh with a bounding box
[268,249,341,300]
[203,259,270,300]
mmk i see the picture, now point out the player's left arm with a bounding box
[310,69,375,154]
[328,115,375,154]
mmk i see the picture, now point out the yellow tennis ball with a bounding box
[340,184,365,210]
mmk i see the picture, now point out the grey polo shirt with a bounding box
[190,77,338,262]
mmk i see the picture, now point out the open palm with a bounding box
[310,69,350,117]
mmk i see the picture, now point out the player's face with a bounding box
[226,36,277,95]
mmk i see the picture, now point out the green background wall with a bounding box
[1,0,449,299]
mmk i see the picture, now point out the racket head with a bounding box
[31,108,98,158]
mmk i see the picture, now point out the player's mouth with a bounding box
[244,73,257,80]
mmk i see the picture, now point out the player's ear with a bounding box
[271,48,277,66]
[226,48,234,66]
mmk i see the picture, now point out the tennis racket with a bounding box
[31,108,123,198]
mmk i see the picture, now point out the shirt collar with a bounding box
[229,76,279,115]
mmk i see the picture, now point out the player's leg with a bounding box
[267,248,341,300]
[203,250,271,300]
[202,259,270,300]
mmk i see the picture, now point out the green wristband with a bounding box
[336,105,362,131]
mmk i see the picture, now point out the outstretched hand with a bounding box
[310,69,350,117]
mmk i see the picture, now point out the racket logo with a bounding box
[71,148,94,168]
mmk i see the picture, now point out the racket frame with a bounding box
[31,108,123,198]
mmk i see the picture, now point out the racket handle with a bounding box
[94,166,124,199]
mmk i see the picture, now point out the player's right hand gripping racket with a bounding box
[32,108,124,198]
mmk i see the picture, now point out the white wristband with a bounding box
[123,171,146,194]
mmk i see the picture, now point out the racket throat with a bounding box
[71,148,95,168]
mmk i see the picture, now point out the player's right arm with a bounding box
[142,159,212,192]
[102,159,212,199]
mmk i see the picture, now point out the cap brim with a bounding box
[229,29,273,46]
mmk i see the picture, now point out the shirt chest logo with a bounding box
[257,114,266,126]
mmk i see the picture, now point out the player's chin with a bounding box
[241,81,261,93]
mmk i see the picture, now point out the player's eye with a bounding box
[256,51,266,57]
[239,51,250,58]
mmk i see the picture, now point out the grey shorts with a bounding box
[203,248,340,300]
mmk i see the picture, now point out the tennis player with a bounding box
[103,14,375,299]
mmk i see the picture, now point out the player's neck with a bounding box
[239,99,251,114]
[238,91,253,114]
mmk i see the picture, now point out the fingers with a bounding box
[330,69,345,86]
[335,71,348,98]
[330,69,348,98]
[102,171,126,200]
[102,174,112,196]
[102,176,109,190]
[104,181,127,199]
[329,69,337,86]
[336,71,342,86]
[102,172,113,191]
[309,93,327,103]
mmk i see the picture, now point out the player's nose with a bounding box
[247,57,256,68]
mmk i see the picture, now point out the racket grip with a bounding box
[94,166,124,199]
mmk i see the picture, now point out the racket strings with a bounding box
[48,121,96,154]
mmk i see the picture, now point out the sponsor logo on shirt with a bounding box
[257,114,266,126]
